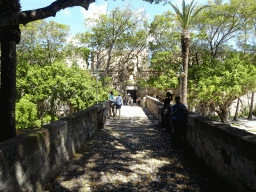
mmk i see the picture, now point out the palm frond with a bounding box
[186,1,197,28]
[191,5,210,21]
[170,0,209,30]
[170,2,183,23]
[182,0,186,22]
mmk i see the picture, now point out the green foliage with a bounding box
[14,19,111,129]
[188,53,256,122]
[139,50,179,92]
[17,19,70,68]
[169,0,210,30]
[192,0,256,58]
[15,94,41,129]
[76,6,149,83]
[149,11,181,52]
[16,60,109,129]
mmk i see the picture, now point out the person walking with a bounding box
[170,96,188,146]
[115,93,123,118]
[109,91,116,117]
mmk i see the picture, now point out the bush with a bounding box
[16,94,41,129]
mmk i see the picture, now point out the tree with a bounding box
[16,61,109,129]
[169,0,209,106]
[17,20,70,70]
[149,11,181,53]
[139,50,179,95]
[0,0,98,142]
[248,91,255,120]
[0,0,171,28]
[193,0,256,58]
[0,0,176,142]
[76,6,149,84]
[189,53,256,124]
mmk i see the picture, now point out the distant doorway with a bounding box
[127,90,136,103]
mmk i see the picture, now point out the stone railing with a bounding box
[140,96,164,120]
[0,100,110,192]
[144,95,256,191]
[186,112,256,191]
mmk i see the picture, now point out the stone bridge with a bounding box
[0,96,255,192]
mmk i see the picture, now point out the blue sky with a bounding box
[20,0,209,41]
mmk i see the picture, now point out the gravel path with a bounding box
[43,106,238,192]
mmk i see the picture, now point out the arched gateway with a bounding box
[126,86,137,103]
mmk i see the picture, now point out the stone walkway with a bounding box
[43,106,238,192]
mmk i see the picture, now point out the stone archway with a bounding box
[126,86,137,103]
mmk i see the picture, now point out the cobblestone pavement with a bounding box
[43,106,238,192]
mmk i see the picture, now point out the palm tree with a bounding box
[170,0,209,106]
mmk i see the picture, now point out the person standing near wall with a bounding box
[170,96,188,146]
[109,91,116,117]
[160,92,173,133]
[115,93,123,118]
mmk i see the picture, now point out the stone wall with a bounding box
[141,96,163,119]
[0,101,110,192]
[186,112,256,191]
[145,95,256,191]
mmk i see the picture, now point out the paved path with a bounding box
[43,106,238,192]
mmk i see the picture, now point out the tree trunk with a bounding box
[218,108,229,124]
[233,97,240,121]
[0,0,95,28]
[181,30,190,107]
[248,91,255,120]
[0,41,17,142]
[0,0,21,142]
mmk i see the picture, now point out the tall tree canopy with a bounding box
[76,5,149,85]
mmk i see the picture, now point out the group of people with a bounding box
[108,92,142,118]
[123,95,133,106]
[109,91,187,145]
[123,95,141,106]
[109,91,123,118]
[160,92,188,145]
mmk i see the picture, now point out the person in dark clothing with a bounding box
[170,96,188,145]
[160,92,173,133]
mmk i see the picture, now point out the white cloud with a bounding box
[61,9,71,16]
[80,3,107,19]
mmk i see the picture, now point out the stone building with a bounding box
[90,49,150,102]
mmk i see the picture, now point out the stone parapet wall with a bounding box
[0,101,110,192]
[142,96,163,119]
[144,95,256,191]
[186,112,256,191]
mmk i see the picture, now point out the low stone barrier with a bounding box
[0,101,110,192]
[144,95,256,191]
[141,96,163,119]
[186,112,256,191]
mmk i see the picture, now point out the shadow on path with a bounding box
[43,106,239,192]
